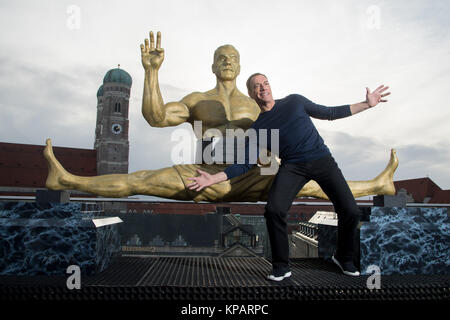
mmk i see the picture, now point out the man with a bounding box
[44,31,397,203]
[187,73,391,279]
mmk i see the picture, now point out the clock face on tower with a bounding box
[111,123,122,135]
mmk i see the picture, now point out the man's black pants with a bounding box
[265,154,360,270]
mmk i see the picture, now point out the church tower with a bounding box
[94,66,132,175]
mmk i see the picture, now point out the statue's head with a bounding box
[212,44,241,81]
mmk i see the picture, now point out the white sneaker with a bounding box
[332,255,360,277]
[267,270,292,281]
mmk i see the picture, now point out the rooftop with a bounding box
[0,256,447,308]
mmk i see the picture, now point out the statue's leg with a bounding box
[43,139,190,199]
[44,138,398,201]
[296,149,399,200]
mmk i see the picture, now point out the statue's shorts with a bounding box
[173,163,276,202]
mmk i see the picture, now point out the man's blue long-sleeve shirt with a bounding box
[224,94,352,180]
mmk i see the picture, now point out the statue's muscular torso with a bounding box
[181,89,261,138]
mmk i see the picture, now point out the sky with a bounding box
[1,0,449,195]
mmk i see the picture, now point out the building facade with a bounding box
[0,142,96,197]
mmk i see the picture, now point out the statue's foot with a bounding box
[373,149,399,195]
[43,139,71,190]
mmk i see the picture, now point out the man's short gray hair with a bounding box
[246,73,267,94]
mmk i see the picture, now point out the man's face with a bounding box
[249,74,274,104]
[212,46,241,81]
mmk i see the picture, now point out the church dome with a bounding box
[97,84,104,97]
[103,67,132,87]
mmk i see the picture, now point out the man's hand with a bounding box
[186,170,227,192]
[366,85,390,107]
[140,31,164,71]
[351,85,391,115]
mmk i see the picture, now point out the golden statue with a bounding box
[44,31,398,202]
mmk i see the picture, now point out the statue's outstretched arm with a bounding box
[140,31,190,127]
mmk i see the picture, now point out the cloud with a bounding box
[321,130,450,189]
[0,55,106,148]
[394,144,450,186]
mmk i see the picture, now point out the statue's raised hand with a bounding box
[140,31,164,71]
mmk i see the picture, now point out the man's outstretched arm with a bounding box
[350,85,390,115]
[141,31,190,127]
[186,142,259,191]
[304,84,391,120]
